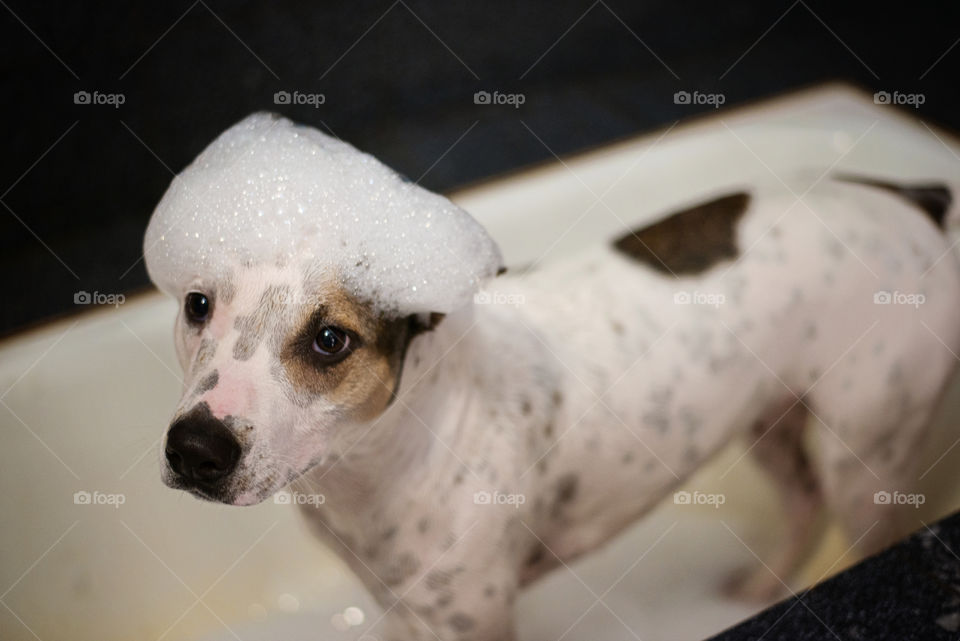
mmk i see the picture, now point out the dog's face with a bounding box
[144,113,502,505]
[161,264,419,505]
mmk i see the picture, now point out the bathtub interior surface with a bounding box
[2,84,960,641]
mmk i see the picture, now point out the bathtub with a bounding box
[2,83,959,641]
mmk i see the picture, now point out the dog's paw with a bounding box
[719,566,789,604]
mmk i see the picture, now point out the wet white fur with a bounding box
[161,174,960,640]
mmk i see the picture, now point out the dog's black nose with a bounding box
[165,405,241,483]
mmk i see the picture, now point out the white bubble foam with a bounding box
[144,112,502,315]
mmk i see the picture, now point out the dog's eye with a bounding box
[313,326,350,357]
[184,292,211,324]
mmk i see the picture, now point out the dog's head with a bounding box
[143,113,501,505]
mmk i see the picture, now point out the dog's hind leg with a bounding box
[809,382,949,559]
[807,314,959,560]
[722,399,825,602]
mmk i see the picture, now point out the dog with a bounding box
[144,113,960,641]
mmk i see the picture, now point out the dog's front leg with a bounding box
[362,562,519,641]
[374,598,516,641]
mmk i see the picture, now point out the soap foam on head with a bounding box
[144,112,502,315]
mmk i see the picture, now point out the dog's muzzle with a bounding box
[165,404,241,488]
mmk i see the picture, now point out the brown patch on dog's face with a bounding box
[279,286,420,421]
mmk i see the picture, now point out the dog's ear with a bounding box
[383,193,504,316]
[410,312,446,335]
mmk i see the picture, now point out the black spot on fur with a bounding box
[195,339,217,369]
[836,174,951,230]
[217,278,236,305]
[556,474,578,503]
[382,553,420,587]
[194,370,219,395]
[521,398,532,415]
[613,192,750,274]
[232,285,290,361]
[425,569,453,591]
[551,473,579,518]
[449,613,475,632]
[526,543,546,567]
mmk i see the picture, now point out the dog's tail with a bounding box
[945,182,960,242]
[834,173,959,242]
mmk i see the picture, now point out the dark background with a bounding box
[2,0,958,333]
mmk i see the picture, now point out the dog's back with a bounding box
[478,174,960,589]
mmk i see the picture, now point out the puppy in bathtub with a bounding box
[145,113,960,640]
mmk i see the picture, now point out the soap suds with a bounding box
[144,112,502,315]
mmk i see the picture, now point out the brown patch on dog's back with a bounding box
[835,174,951,230]
[613,192,751,275]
